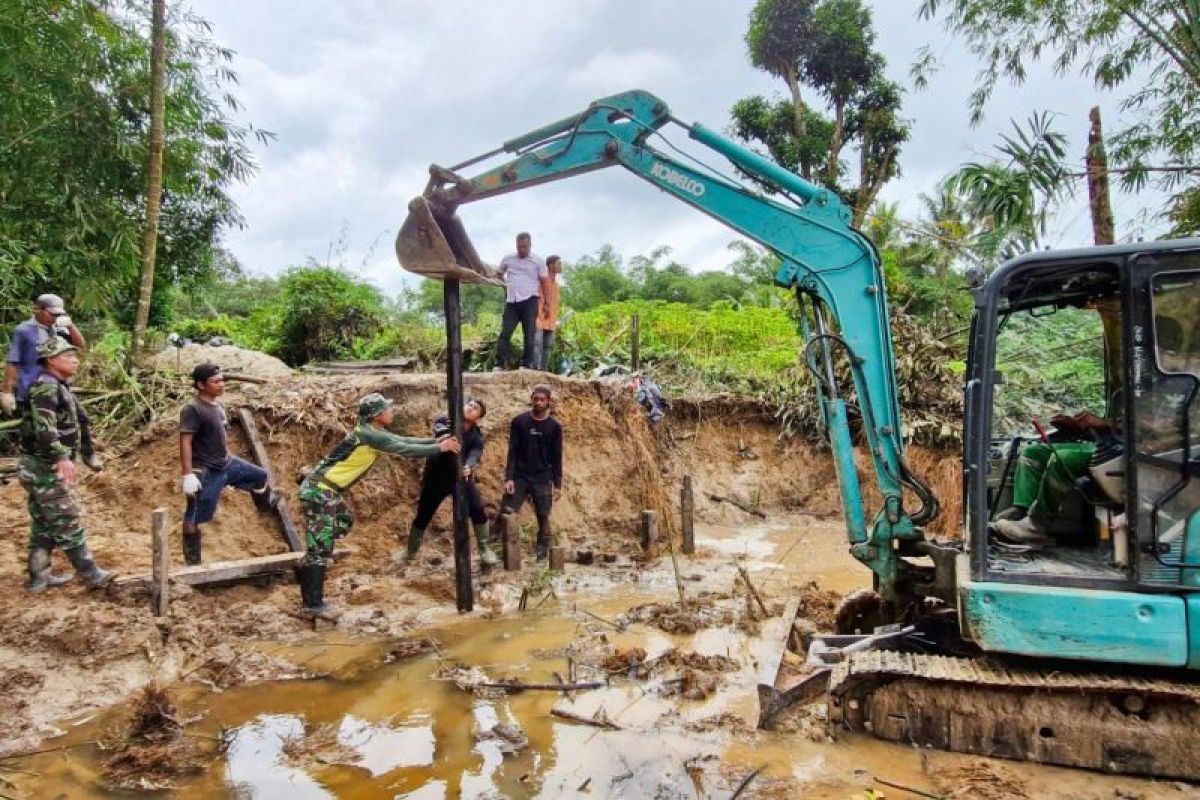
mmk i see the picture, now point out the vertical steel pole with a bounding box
[444,279,474,612]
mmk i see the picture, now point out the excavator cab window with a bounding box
[978,262,1131,585]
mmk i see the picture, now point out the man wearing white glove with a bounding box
[179,363,277,565]
[4,294,99,468]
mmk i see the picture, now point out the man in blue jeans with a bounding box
[179,363,278,565]
[495,232,551,370]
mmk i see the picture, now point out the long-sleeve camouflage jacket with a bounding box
[19,371,80,463]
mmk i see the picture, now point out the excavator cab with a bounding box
[962,243,1200,669]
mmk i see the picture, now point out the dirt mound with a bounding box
[151,342,292,379]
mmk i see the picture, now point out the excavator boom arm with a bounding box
[403,89,937,598]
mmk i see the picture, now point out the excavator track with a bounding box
[829,650,1200,780]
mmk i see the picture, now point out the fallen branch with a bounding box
[874,776,946,800]
[478,680,604,693]
[730,766,764,799]
[705,493,766,519]
[551,708,622,730]
[552,671,575,701]
[576,606,622,630]
[223,372,271,384]
[735,564,769,617]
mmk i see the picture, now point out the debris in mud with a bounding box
[475,722,528,755]
[677,669,719,700]
[385,635,439,663]
[602,647,648,676]
[683,712,753,735]
[279,722,357,770]
[619,595,735,634]
[99,684,209,791]
[767,700,832,742]
[923,754,1029,800]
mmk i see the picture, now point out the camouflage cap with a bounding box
[36,337,77,361]
[357,392,394,420]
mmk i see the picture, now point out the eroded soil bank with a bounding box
[0,371,1187,798]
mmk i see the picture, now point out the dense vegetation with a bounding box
[1,0,1191,446]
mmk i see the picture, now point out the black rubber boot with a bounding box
[474,522,498,567]
[64,545,114,590]
[403,526,425,562]
[182,522,202,566]
[26,547,72,593]
[251,484,279,513]
[299,565,340,621]
[535,535,549,563]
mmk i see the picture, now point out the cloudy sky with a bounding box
[188,0,1165,297]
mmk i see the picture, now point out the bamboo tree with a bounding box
[130,0,167,368]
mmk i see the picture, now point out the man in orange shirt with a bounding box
[533,255,561,371]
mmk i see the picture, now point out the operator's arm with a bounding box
[63,322,86,350]
[358,426,444,458]
[464,431,484,470]
[180,433,194,475]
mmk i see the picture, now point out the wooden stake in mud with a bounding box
[681,475,695,555]
[549,546,566,571]
[444,278,474,612]
[501,512,520,571]
[640,509,658,550]
[151,507,168,617]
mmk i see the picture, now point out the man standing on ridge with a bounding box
[533,255,562,371]
[298,392,460,620]
[18,338,114,592]
[502,384,563,561]
[495,232,550,370]
[179,363,279,565]
[4,293,100,469]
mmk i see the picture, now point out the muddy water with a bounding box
[11,519,1192,798]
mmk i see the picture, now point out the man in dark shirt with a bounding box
[502,384,563,561]
[404,399,496,566]
[178,363,277,565]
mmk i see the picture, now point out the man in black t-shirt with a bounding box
[404,399,496,566]
[178,363,277,565]
[502,384,563,561]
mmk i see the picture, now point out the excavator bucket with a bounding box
[395,196,501,285]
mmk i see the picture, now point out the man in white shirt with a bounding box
[495,232,550,369]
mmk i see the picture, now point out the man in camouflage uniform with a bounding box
[17,338,113,592]
[296,393,459,620]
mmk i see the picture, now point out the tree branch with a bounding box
[1118,7,1200,85]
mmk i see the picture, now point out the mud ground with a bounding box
[1,371,1178,798]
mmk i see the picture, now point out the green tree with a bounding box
[0,0,265,326]
[560,245,635,311]
[919,0,1200,231]
[276,266,386,365]
[745,0,819,163]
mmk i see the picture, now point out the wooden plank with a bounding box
[681,475,695,555]
[151,508,169,617]
[549,546,566,571]
[755,596,805,729]
[116,552,307,591]
[235,407,303,552]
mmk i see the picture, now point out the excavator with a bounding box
[395,90,1200,779]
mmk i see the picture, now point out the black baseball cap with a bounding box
[191,362,222,387]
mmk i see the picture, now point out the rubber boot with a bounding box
[251,484,279,514]
[64,545,114,590]
[474,522,498,567]
[80,447,103,471]
[403,526,425,562]
[535,533,549,563]
[298,565,341,621]
[26,547,72,593]
[182,522,202,566]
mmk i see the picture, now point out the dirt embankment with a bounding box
[0,370,958,756]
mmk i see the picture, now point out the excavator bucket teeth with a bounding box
[395,196,501,285]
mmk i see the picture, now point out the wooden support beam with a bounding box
[640,509,657,550]
[151,508,168,617]
[235,407,303,552]
[501,513,520,571]
[680,475,695,555]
